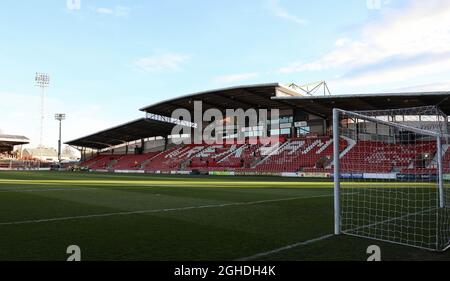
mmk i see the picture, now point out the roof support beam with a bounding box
[275,99,328,119]
[342,98,380,111]
[167,102,193,112]
[81,140,115,149]
[212,90,258,109]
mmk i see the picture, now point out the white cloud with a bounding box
[265,0,307,25]
[278,0,450,91]
[134,53,190,72]
[388,81,450,93]
[334,38,351,47]
[214,72,259,84]
[96,7,114,15]
[331,55,450,88]
[95,6,131,17]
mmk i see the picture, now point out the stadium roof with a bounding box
[139,83,303,116]
[140,83,449,118]
[65,118,181,149]
[67,84,449,150]
[274,91,450,117]
[0,134,29,146]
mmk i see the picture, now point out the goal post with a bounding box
[437,136,445,209]
[333,106,450,251]
[333,108,341,235]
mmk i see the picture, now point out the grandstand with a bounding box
[0,131,80,170]
[0,133,30,170]
[66,83,449,178]
[0,133,29,156]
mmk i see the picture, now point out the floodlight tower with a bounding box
[35,73,50,147]
[55,113,66,163]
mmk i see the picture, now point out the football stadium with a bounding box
[1,83,449,261]
[4,1,450,270]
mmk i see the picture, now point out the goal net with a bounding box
[333,106,450,251]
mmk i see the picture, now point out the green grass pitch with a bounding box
[0,170,449,261]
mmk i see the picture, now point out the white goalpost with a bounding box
[333,106,450,251]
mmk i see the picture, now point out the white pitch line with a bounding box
[0,188,98,193]
[236,234,334,261]
[0,193,333,226]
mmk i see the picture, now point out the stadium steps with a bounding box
[139,151,166,169]
[143,146,182,170]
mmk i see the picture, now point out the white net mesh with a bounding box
[335,106,450,251]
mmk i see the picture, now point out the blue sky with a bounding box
[1,0,449,148]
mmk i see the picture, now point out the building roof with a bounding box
[67,84,449,150]
[274,91,450,117]
[0,134,29,146]
[65,118,182,149]
[139,83,303,116]
[140,83,449,118]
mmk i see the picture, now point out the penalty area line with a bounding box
[236,234,334,261]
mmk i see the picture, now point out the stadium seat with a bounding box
[79,137,446,175]
[340,140,437,173]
